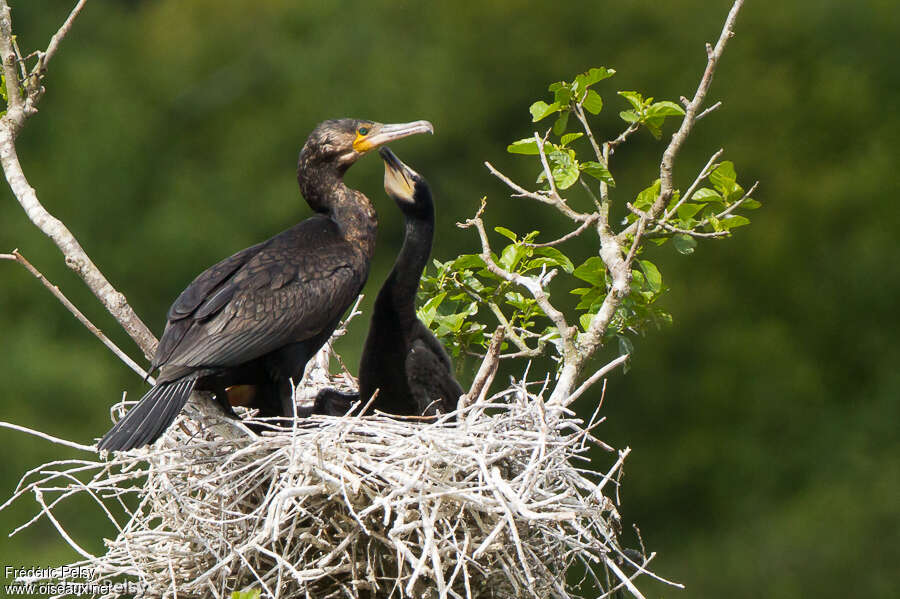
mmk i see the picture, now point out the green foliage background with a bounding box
[1,1,897,596]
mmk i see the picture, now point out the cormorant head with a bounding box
[300,118,433,173]
[379,147,432,216]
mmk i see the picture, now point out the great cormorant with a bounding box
[316,148,463,417]
[98,119,434,451]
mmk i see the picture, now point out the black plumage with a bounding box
[316,148,463,417]
[98,118,433,451]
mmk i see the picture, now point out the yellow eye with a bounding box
[358,126,370,136]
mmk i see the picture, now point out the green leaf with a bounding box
[710,161,737,195]
[630,269,646,289]
[548,149,579,190]
[646,100,685,118]
[676,202,703,221]
[579,66,615,87]
[507,138,541,155]
[494,226,518,242]
[530,100,561,122]
[533,247,575,273]
[499,243,528,271]
[692,187,722,202]
[573,256,607,287]
[582,89,603,114]
[673,234,697,255]
[417,292,446,327]
[552,111,570,136]
[231,591,262,599]
[634,180,661,211]
[639,260,663,293]
[741,198,762,210]
[434,311,469,334]
[560,132,583,146]
[619,110,640,124]
[580,161,615,186]
[452,254,486,270]
[618,91,644,111]
[722,214,751,229]
[504,291,532,311]
[552,84,573,106]
[643,117,664,139]
[572,286,605,310]
[580,312,595,332]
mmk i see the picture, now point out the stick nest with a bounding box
[5,374,653,598]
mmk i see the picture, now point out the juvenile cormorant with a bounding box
[316,148,463,417]
[98,119,434,451]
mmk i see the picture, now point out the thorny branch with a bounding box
[0,0,158,361]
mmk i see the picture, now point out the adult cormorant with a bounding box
[316,148,463,417]
[98,119,434,451]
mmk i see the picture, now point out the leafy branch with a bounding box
[420,0,751,406]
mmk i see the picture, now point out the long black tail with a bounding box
[98,376,198,451]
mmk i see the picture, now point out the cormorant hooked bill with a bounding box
[316,148,464,417]
[98,119,434,451]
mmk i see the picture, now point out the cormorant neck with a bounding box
[297,156,348,214]
[297,158,377,259]
[379,197,434,323]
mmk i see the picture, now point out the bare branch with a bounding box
[709,180,759,221]
[498,348,543,360]
[695,100,722,121]
[463,327,506,408]
[1,251,151,380]
[564,354,629,406]
[0,1,158,360]
[39,0,88,73]
[606,122,640,153]
[659,148,724,225]
[525,214,598,248]
[548,202,630,404]
[627,204,730,239]
[534,130,560,200]
[654,0,744,219]
[0,420,96,452]
[573,103,604,164]
[484,161,592,222]
[0,134,158,358]
[0,1,25,118]
[623,215,647,264]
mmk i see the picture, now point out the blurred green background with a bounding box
[1,0,897,597]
